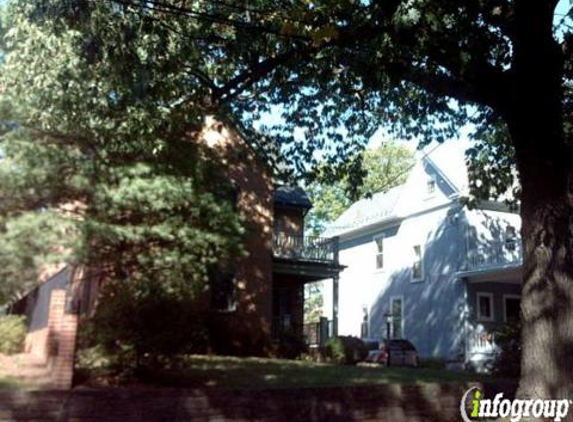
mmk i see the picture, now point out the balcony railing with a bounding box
[466,240,522,272]
[272,232,338,263]
[303,319,334,346]
[467,330,499,355]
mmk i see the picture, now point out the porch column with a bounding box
[332,236,340,336]
[332,275,339,336]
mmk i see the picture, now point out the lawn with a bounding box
[0,376,29,391]
[138,355,489,390]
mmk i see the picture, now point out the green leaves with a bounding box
[0,0,244,303]
[306,142,414,235]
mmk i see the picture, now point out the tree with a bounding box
[304,282,323,324]
[306,141,414,235]
[191,0,570,400]
[9,0,573,400]
[0,2,245,311]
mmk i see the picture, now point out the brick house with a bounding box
[9,117,343,387]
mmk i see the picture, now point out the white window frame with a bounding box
[503,294,521,323]
[477,292,495,322]
[373,234,385,272]
[390,296,405,339]
[411,244,424,282]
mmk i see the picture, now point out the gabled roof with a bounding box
[323,141,471,238]
[421,141,469,194]
[323,185,404,237]
[274,186,312,209]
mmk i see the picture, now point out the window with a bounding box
[504,295,521,323]
[477,293,494,321]
[412,245,424,281]
[361,306,369,338]
[391,297,403,339]
[505,225,517,252]
[211,271,236,312]
[374,235,384,270]
[427,177,436,195]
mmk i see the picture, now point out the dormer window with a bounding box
[427,177,436,195]
[505,225,517,251]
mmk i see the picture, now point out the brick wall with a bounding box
[21,287,78,390]
[274,206,305,235]
[46,290,78,389]
[200,118,275,355]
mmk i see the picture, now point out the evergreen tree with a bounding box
[0,1,244,304]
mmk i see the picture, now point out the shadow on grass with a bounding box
[138,354,490,390]
[1,356,518,422]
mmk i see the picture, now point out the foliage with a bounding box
[0,211,73,303]
[325,336,368,365]
[0,1,245,303]
[276,329,308,360]
[0,376,29,391]
[493,323,522,378]
[304,282,323,324]
[418,358,446,370]
[306,142,415,235]
[83,279,210,372]
[4,0,573,394]
[0,315,27,355]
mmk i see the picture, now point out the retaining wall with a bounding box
[0,381,519,422]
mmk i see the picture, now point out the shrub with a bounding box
[84,280,209,374]
[325,336,368,364]
[419,358,446,369]
[0,315,27,355]
[493,323,521,378]
[276,329,308,359]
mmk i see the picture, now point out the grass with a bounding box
[139,354,490,390]
[0,376,29,391]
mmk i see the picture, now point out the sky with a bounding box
[255,0,572,168]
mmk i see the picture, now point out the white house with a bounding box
[322,142,522,368]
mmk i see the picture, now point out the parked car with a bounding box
[364,339,419,367]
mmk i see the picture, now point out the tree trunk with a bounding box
[516,163,573,400]
[510,0,573,401]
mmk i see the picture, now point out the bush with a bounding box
[276,329,308,359]
[325,336,368,365]
[493,323,521,377]
[0,315,27,355]
[419,358,446,369]
[83,281,209,374]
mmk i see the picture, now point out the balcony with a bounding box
[272,232,339,264]
[465,240,522,272]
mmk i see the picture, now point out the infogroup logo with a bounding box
[460,387,572,422]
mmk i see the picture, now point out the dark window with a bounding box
[427,179,436,194]
[391,298,403,339]
[477,294,493,321]
[361,306,369,338]
[505,225,517,251]
[505,297,521,323]
[211,272,236,312]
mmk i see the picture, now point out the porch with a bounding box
[271,231,344,345]
[462,279,521,372]
[463,240,522,274]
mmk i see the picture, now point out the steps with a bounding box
[0,353,55,388]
